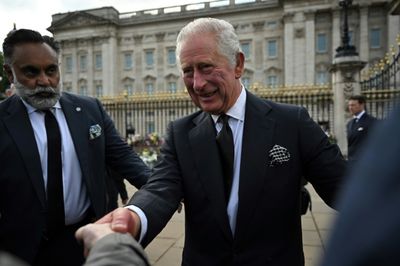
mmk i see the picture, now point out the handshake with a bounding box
[75,207,149,266]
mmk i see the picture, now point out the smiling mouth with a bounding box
[199,89,218,98]
[35,91,55,98]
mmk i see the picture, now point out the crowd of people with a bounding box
[0,16,397,266]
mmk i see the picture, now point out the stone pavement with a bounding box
[125,183,337,266]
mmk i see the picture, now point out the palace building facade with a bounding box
[48,0,399,98]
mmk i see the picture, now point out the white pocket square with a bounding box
[89,124,102,140]
[268,144,291,167]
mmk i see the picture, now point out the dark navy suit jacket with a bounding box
[346,112,377,161]
[0,92,150,263]
[130,91,346,266]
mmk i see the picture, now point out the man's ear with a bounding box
[3,64,14,84]
[234,52,245,79]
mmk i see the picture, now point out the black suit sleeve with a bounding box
[298,107,347,208]
[129,121,184,246]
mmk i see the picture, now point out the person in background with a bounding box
[95,17,346,266]
[0,29,150,266]
[346,95,377,162]
[321,104,400,266]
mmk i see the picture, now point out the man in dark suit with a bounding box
[346,95,377,162]
[321,105,400,266]
[96,18,346,266]
[0,29,150,265]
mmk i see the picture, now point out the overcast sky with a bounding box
[0,0,209,52]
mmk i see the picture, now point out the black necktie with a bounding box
[350,117,358,131]
[44,109,65,236]
[216,114,234,204]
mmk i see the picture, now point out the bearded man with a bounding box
[0,29,151,266]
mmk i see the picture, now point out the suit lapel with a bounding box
[3,97,46,208]
[189,112,233,240]
[59,95,90,182]
[235,92,275,241]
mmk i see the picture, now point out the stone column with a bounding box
[305,10,315,84]
[331,56,366,155]
[283,12,295,85]
[359,5,369,62]
[331,9,341,56]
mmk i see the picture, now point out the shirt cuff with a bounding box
[125,205,148,243]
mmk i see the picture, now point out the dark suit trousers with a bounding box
[33,214,93,266]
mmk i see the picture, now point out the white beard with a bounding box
[14,78,62,110]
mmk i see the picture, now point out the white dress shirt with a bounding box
[211,87,246,233]
[22,100,90,225]
[353,110,365,122]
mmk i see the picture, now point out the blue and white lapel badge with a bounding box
[268,144,291,167]
[89,124,102,140]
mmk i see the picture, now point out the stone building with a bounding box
[48,0,398,97]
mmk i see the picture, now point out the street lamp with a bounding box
[335,0,358,57]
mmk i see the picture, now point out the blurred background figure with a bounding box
[321,105,400,266]
[346,95,377,163]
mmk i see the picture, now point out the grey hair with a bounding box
[176,17,241,67]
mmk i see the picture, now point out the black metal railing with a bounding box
[360,36,400,118]
[101,84,334,138]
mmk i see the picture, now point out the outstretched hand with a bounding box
[75,223,114,257]
[95,207,141,237]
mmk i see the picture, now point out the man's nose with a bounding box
[193,71,207,90]
[36,72,51,87]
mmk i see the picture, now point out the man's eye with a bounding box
[183,69,193,76]
[201,65,213,73]
[46,66,58,75]
[22,67,39,77]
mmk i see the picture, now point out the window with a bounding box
[124,53,133,70]
[145,50,154,67]
[79,85,88,96]
[267,21,277,29]
[145,83,154,94]
[267,75,278,87]
[96,85,103,97]
[65,56,72,73]
[125,84,133,95]
[316,33,327,53]
[79,55,87,71]
[267,40,277,58]
[241,42,251,60]
[370,28,381,48]
[168,82,177,93]
[242,77,250,88]
[167,48,176,65]
[95,53,102,70]
[316,71,328,84]
[348,31,354,46]
[146,121,155,134]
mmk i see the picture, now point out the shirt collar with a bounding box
[354,110,365,120]
[20,97,61,114]
[211,86,246,124]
